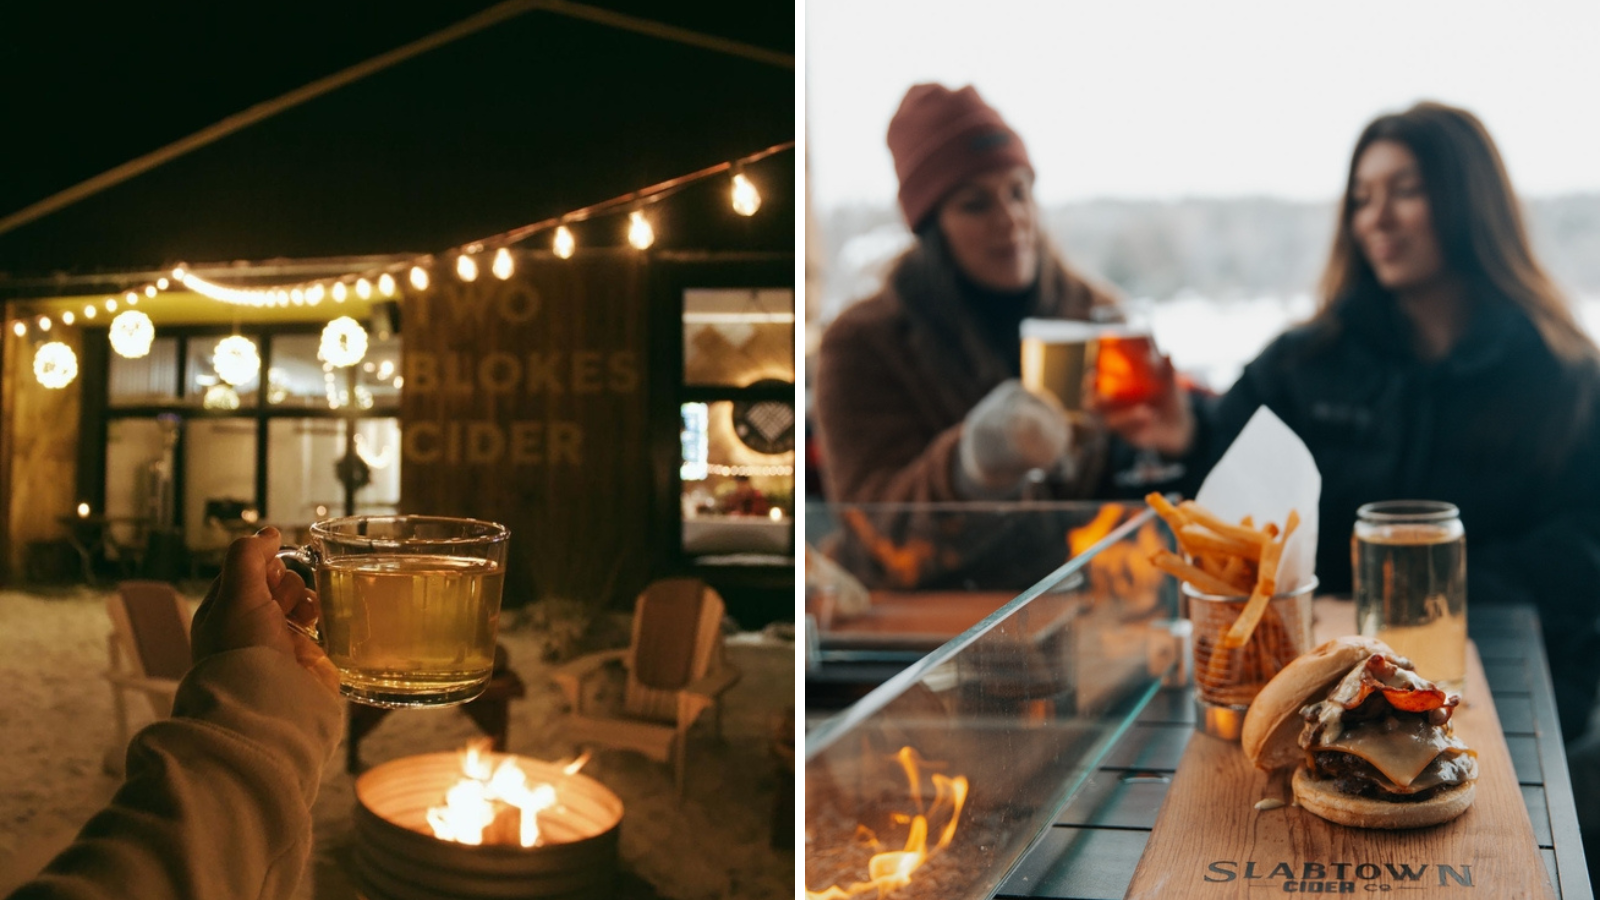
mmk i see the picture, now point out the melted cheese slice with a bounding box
[1317,713,1469,788]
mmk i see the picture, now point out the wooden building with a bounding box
[0,3,795,625]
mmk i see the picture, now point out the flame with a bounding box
[1069,503,1124,557]
[806,746,968,899]
[426,741,563,848]
[562,749,592,776]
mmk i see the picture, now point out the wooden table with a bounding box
[56,515,151,584]
[995,603,1593,899]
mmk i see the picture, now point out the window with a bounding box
[679,288,795,557]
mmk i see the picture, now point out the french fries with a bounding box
[1144,492,1307,705]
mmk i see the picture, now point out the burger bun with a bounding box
[1292,768,1475,829]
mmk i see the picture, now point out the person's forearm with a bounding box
[9,649,341,900]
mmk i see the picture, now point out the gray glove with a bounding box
[955,379,1072,498]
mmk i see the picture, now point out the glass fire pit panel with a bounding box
[804,502,1177,900]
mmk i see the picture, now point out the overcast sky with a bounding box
[806,0,1600,210]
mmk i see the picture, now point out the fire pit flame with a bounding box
[806,746,968,900]
[426,741,568,848]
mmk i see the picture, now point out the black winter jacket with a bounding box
[1196,289,1600,739]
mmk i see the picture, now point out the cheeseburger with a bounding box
[1241,636,1478,829]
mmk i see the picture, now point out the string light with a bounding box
[319,316,369,367]
[61,311,74,326]
[705,463,794,477]
[34,342,78,389]
[213,336,261,386]
[627,210,654,250]
[203,384,241,410]
[83,305,97,320]
[731,172,761,216]
[109,310,156,359]
[38,316,51,332]
[553,225,576,259]
[96,141,793,307]
[11,322,25,337]
[491,248,514,280]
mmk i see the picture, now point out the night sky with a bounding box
[0,2,795,277]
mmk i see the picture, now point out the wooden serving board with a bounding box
[1126,604,1554,899]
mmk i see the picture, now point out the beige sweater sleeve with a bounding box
[8,647,342,900]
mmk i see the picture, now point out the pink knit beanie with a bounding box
[886,83,1034,229]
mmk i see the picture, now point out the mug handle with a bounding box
[276,545,323,643]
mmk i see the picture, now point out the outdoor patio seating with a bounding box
[552,577,742,797]
[102,581,191,775]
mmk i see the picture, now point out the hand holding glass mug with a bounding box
[956,378,1072,496]
[191,526,340,696]
[277,515,511,708]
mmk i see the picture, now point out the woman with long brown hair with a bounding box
[1127,101,1600,742]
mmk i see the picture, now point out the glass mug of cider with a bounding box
[1352,501,1467,695]
[280,515,510,708]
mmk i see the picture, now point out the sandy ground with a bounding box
[0,586,796,899]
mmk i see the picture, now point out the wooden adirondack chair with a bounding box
[103,581,192,774]
[552,578,741,797]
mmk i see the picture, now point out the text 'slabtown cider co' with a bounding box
[1204,860,1477,892]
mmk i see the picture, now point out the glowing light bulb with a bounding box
[409,267,429,291]
[627,211,654,250]
[290,288,304,305]
[128,296,138,306]
[109,310,156,359]
[125,291,138,304]
[456,254,478,282]
[319,316,369,368]
[144,285,157,298]
[105,298,118,313]
[11,322,25,337]
[38,316,51,332]
[306,284,325,305]
[61,311,74,326]
[213,336,261,386]
[731,172,761,216]
[156,277,169,290]
[378,273,397,297]
[84,306,97,320]
[355,278,373,300]
[491,248,514,280]
[331,282,348,303]
[33,342,77,389]
[77,502,90,518]
[171,267,186,280]
[553,225,575,259]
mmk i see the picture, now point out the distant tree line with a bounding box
[819,194,1600,312]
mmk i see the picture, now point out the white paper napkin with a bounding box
[1194,407,1321,592]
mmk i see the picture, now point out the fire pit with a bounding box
[353,748,624,900]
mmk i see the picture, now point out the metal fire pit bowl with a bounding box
[353,751,623,900]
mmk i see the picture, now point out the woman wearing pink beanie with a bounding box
[814,84,1196,511]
